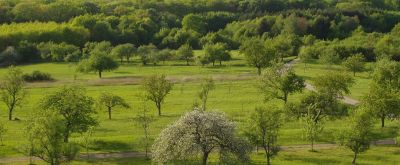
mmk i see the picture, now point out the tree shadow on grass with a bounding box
[90,140,133,152]
[370,126,399,140]
[77,157,150,165]
[113,71,132,74]
[283,155,343,165]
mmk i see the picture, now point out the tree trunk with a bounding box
[64,132,69,143]
[203,99,207,111]
[120,58,123,64]
[202,152,209,165]
[352,152,358,165]
[304,63,306,73]
[8,108,13,121]
[264,145,270,165]
[212,61,215,66]
[284,93,288,104]
[108,107,112,120]
[381,116,385,128]
[353,71,356,77]
[219,61,222,66]
[257,67,262,75]
[157,103,161,116]
[186,60,189,66]
[311,139,314,151]
[98,71,102,78]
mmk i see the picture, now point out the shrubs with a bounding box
[23,71,54,82]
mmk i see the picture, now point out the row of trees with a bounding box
[3,0,400,64]
[1,17,400,68]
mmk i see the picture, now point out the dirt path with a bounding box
[0,139,395,164]
[25,73,256,88]
[286,59,360,106]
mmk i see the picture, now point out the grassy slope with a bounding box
[292,61,373,99]
[0,52,398,164]
[8,146,400,165]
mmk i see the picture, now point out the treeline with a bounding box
[2,0,400,24]
[2,0,400,66]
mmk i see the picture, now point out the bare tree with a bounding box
[134,98,154,158]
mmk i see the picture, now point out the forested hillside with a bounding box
[1,0,400,65]
[0,1,400,165]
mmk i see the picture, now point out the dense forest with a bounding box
[1,0,400,65]
[1,0,400,165]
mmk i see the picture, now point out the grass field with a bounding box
[7,146,400,165]
[292,60,374,99]
[0,52,398,164]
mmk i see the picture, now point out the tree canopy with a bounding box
[152,110,251,165]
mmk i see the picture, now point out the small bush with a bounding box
[23,71,54,82]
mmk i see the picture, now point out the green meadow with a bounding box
[0,52,399,164]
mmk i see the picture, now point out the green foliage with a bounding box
[295,92,346,123]
[364,82,400,128]
[78,43,119,78]
[80,126,95,160]
[0,46,19,66]
[22,70,54,82]
[142,75,173,116]
[313,72,354,99]
[0,66,26,120]
[240,37,276,75]
[343,54,365,76]
[37,42,81,62]
[182,14,207,34]
[374,23,400,60]
[0,22,89,50]
[111,43,136,63]
[152,110,251,165]
[200,31,239,49]
[202,42,231,66]
[298,46,315,72]
[98,92,130,120]
[318,47,341,67]
[244,106,281,165]
[259,64,305,103]
[155,28,200,49]
[198,77,215,111]
[301,105,324,151]
[338,109,374,164]
[82,41,113,57]
[137,44,158,65]
[177,44,194,66]
[41,86,97,143]
[372,58,400,91]
[282,14,308,36]
[156,49,173,64]
[16,40,40,63]
[25,110,80,164]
